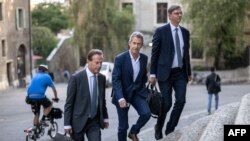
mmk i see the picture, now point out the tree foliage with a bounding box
[32,26,57,59]
[182,0,250,69]
[70,0,135,63]
[32,2,70,34]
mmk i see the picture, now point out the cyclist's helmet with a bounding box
[38,64,48,72]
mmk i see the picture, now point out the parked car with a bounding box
[100,62,114,87]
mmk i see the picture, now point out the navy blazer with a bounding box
[150,23,191,81]
[112,51,148,103]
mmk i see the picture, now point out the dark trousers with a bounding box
[72,116,101,141]
[115,94,151,141]
[156,68,187,131]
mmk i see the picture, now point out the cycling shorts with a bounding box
[27,97,52,115]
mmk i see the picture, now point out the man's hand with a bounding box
[104,122,109,129]
[188,76,192,81]
[65,128,73,134]
[119,99,127,108]
[149,76,157,86]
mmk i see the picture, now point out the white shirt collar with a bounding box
[86,67,95,77]
[170,23,180,32]
[129,50,140,62]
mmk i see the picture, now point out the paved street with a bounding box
[0,83,250,141]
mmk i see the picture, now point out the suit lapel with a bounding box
[97,74,102,100]
[180,27,187,52]
[166,24,175,56]
[135,54,145,82]
[125,51,134,80]
[81,70,91,97]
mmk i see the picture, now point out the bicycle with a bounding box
[24,98,62,141]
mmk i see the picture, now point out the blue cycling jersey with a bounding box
[27,72,54,99]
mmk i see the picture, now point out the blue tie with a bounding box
[91,75,97,118]
[175,28,183,68]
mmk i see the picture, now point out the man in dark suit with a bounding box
[112,31,151,141]
[149,4,192,140]
[64,49,109,141]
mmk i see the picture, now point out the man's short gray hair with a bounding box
[168,4,182,14]
[128,31,144,46]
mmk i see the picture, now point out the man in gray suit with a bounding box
[64,49,109,141]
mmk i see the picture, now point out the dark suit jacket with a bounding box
[150,23,191,81]
[112,51,148,103]
[206,72,221,94]
[64,69,108,133]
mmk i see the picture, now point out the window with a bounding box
[122,2,133,13]
[16,8,25,29]
[0,3,3,21]
[1,39,6,57]
[157,3,168,23]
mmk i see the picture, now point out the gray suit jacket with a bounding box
[64,69,108,133]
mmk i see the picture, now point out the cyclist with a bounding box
[26,64,59,128]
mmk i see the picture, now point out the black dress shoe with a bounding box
[154,125,163,140]
[128,132,139,141]
[165,129,174,136]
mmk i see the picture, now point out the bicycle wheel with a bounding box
[26,135,37,141]
[48,121,58,139]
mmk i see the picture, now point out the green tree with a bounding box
[32,26,57,61]
[182,0,250,69]
[32,2,70,34]
[70,0,134,63]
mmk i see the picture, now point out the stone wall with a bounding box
[47,36,79,83]
[192,66,250,84]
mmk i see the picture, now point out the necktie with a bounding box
[175,28,183,68]
[91,75,97,118]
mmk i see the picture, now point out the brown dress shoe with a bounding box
[128,132,139,141]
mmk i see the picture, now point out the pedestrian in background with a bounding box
[205,67,221,115]
[149,4,192,140]
[64,49,109,141]
[63,69,70,83]
[112,31,151,141]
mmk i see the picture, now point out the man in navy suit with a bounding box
[149,4,192,140]
[112,32,151,141]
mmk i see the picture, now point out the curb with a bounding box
[235,93,250,124]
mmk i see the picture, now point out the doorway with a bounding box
[7,62,13,86]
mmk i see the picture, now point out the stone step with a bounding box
[235,93,250,124]
[141,93,250,141]
[162,102,239,141]
[178,116,211,141]
[198,102,239,141]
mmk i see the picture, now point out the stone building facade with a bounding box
[120,0,250,69]
[0,0,31,90]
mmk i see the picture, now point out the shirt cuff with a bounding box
[104,119,109,123]
[64,125,72,129]
[118,98,125,103]
[150,74,156,77]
